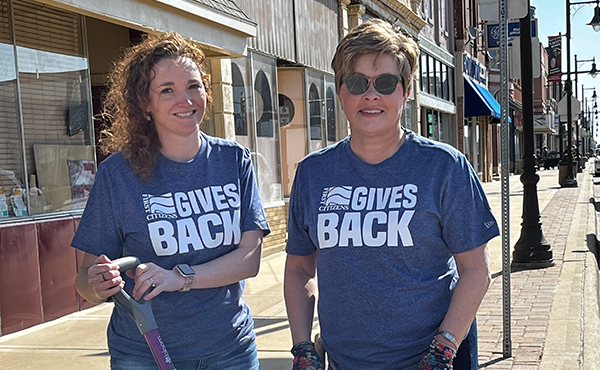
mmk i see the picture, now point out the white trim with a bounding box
[152,0,256,37]
[419,92,457,114]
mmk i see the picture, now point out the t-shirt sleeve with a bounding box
[286,161,318,256]
[441,155,500,254]
[239,147,270,236]
[71,163,124,259]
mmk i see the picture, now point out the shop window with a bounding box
[442,64,449,100]
[436,60,443,97]
[326,86,336,144]
[401,100,414,131]
[251,53,282,203]
[255,70,274,138]
[0,3,25,219]
[231,59,253,151]
[420,53,428,93]
[428,56,435,95]
[232,63,247,136]
[0,0,94,219]
[309,83,322,141]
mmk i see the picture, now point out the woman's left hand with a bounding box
[127,263,184,300]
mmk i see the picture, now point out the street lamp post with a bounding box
[574,55,598,98]
[513,1,600,267]
[512,5,554,269]
[563,0,600,187]
[573,56,598,156]
[581,86,597,153]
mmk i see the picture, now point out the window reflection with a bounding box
[326,86,336,143]
[309,83,322,141]
[232,62,248,136]
[255,70,274,138]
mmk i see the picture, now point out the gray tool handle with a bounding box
[111,256,158,335]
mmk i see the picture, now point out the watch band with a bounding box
[175,264,195,292]
[437,330,459,349]
[180,275,194,292]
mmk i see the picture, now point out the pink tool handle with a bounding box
[144,329,176,370]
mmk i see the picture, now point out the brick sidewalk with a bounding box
[477,181,581,369]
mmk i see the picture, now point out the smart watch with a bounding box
[175,264,195,292]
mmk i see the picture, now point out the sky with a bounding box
[532,0,599,108]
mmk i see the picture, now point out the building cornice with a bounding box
[378,0,427,31]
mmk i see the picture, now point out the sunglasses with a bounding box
[342,74,404,95]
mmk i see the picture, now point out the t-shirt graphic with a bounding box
[317,185,417,248]
[143,184,242,256]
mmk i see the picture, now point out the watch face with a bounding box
[177,264,195,276]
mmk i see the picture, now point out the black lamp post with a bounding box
[512,5,554,269]
[574,56,599,98]
[563,0,600,188]
[581,86,597,153]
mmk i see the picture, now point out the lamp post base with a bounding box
[511,259,555,270]
[562,177,578,187]
[512,224,554,270]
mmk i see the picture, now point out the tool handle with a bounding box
[111,256,158,335]
[113,256,140,273]
[144,329,177,370]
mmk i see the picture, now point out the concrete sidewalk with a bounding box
[0,165,598,369]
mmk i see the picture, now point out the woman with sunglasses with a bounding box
[284,19,498,370]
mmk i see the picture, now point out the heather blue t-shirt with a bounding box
[72,133,270,361]
[286,130,499,369]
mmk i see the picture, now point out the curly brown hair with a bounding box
[100,32,212,181]
[331,19,420,96]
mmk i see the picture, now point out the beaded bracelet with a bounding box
[417,338,456,370]
[291,341,325,370]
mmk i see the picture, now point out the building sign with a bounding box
[547,35,562,82]
[463,53,487,85]
[486,20,537,48]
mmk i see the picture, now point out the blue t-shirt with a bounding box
[72,133,270,361]
[286,131,499,369]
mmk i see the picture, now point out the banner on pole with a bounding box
[547,35,562,82]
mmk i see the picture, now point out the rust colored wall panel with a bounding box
[73,216,95,310]
[0,222,43,335]
[37,218,79,322]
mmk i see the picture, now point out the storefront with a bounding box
[418,42,456,144]
[0,0,255,336]
[462,68,506,181]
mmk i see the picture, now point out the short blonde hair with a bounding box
[331,19,420,96]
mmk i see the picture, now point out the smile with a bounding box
[174,110,195,117]
[361,110,382,114]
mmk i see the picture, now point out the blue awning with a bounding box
[464,76,510,123]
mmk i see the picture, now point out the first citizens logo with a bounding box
[142,184,241,256]
[316,185,418,248]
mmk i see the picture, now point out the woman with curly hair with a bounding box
[73,32,269,369]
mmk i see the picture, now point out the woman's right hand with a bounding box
[86,254,125,300]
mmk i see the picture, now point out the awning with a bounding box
[46,0,257,58]
[464,76,511,123]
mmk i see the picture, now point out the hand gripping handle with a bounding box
[111,256,158,335]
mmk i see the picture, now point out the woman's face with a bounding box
[146,56,207,142]
[338,53,407,139]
